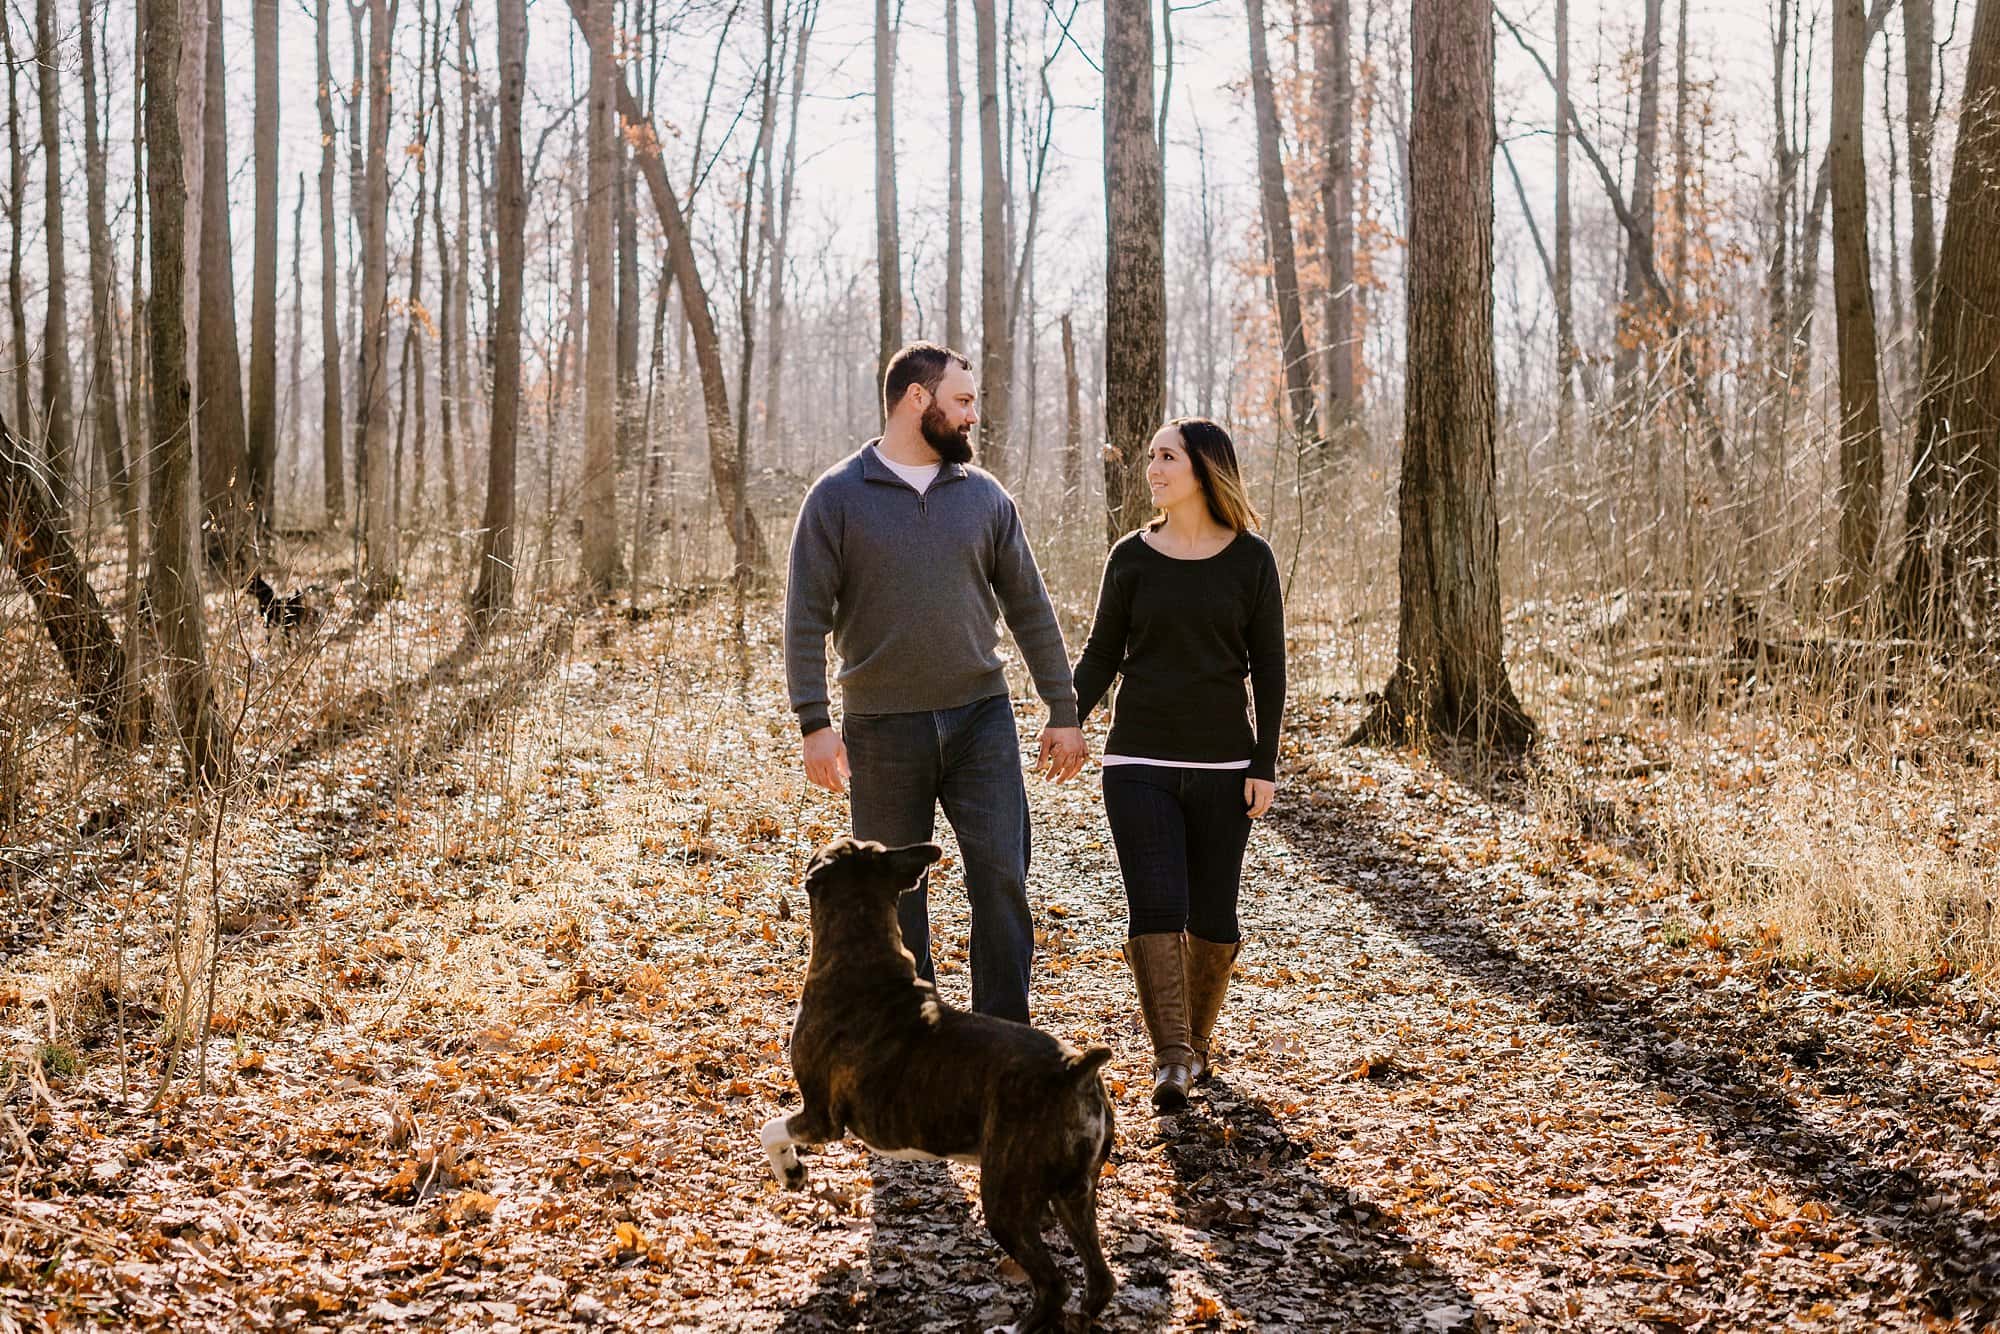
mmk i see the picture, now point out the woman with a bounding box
[1073,417,1285,1112]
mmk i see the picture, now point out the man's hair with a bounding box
[881,342,972,419]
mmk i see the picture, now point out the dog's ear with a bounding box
[881,842,943,889]
[805,836,890,885]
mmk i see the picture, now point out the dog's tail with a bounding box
[1062,1044,1114,1082]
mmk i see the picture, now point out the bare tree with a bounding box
[1245,0,1317,445]
[197,0,250,564]
[763,0,816,461]
[1896,0,2000,625]
[1061,310,1080,501]
[315,0,346,527]
[36,0,73,507]
[974,0,1011,480]
[3,4,24,436]
[1904,0,1937,348]
[1614,0,1664,397]
[945,0,964,352]
[430,0,457,522]
[358,0,397,594]
[146,0,228,782]
[80,0,130,518]
[1830,0,1884,604]
[1554,0,1575,449]
[1316,0,1355,438]
[875,0,901,382]
[1103,0,1164,539]
[580,0,623,592]
[397,0,433,516]
[470,0,523,623]
[1353,0,1532,752]
[248,0,279,531]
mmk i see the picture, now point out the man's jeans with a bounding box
[843,694,1034,1023]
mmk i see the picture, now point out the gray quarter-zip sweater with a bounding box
[784,441,1079,736]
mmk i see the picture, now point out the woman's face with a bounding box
[1146,427,1202,513]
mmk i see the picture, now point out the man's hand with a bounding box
[1244,778,1276,819]
[1036,726,1088,782]
[803,727,850,793]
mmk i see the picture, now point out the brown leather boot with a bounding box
[1185,935,1242,1085]
[1122,933,1193,1111]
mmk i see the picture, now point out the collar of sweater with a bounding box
[862,439,971,490]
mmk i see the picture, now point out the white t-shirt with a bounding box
[875,448,942,495]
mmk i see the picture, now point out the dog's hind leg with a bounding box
[1051,1181,1114,1321]
[760,1107,827,1190]
[982,1177,1068,1333]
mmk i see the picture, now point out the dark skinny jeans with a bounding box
[1101,764,1250,943]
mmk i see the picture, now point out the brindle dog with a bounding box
[762,838,1117,1332]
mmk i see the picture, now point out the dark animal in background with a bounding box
[762,838,1117,1332]
[244,575,320,639]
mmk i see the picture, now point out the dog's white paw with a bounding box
[761,1116,808,1190]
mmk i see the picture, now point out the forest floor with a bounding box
[4,585,2000,1331]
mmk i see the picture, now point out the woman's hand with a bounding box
[1244,778,1275,819]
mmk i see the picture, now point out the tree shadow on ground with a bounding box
[1272,798,2000,1322]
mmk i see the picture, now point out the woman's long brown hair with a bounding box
[1147,417,1264,534]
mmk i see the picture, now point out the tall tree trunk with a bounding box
[1103,0,1164,540]
[1615,0,1665,396]
[145,0,228,783]
[616,130,640,467]
[1830,0,1884,605]
[126,0,147,466]
[471,0,523,622]
[764,0,814,464]
[453,0,472,508]
[1554,0,1574,450]
[1896,0,2000,627]
[874,0,901,384]
[80,0,129,518]
[1061,310,1081,501]
[1353,0,1532,753]
[2,406,144,737]
[36,0,73,509]
[974,0,1011,481]
[399,0,432,520]
[1316,0,1355,438]
[431,0,456,525]
[567,0,765,576]
[359,0,396,594]
[289,172,305,475]
[1904,0,1937,351]
[1246,0,1319,445]
[316,0,346,527]
[197,0,249,566]
[3,5,24,437]
[945,0,964,352]
[580,0,623,593]
[247,0,279,532]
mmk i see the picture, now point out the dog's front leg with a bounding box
[761,1110,811,1190]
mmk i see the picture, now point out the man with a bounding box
[785,341,1087,1024]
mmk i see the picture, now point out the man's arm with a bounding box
[784,486,840,737]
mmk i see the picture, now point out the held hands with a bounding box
[802,727,851,793]
[1036,726,1089,783]
[1244,778,1276,819]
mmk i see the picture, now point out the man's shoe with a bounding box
[1185,935,1242,1085]
[1122,933,1193,1111]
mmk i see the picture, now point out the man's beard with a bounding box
[921,402,974,464]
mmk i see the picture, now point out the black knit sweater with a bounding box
[1071,529,1286,781]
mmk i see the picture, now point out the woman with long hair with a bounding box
[1073,418,1286,1112]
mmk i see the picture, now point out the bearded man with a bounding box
[783,341,1086,1023]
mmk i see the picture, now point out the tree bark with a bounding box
[581,0,623,593]
[1904,0,1937,348]
[315,0,346,527]
[3,4,25,437]
[1102,0,1164,541]
[36,0,73,509]
[1246,0,1318,445]
[874,0,902,385]
[359,0,396,594]
[80,0,129,519]
[471,0,523,622]
[197,0,250,566]
[1896,0,2000,626]
[1554,0,1574,450]
[248,0,279,532]
[1830,0,1884,605]
[945,0,964,353]
[1061,310,1081,501]
[145,0,229,783]
[764,0,814,465]
[430,0,456,524]
[1352,0,1533,753]
[1316,0,1355,438]
[1614,0,1664,395]
[1,407,144,738]
[974,0,1011,481]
